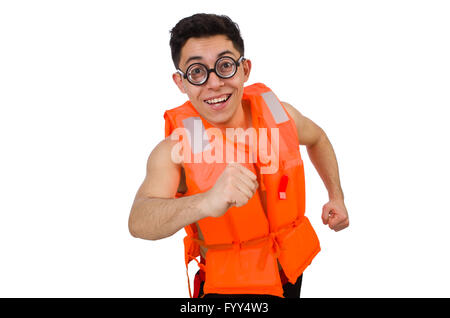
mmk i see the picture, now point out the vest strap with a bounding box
[184,216,306,297]
[185,248,206,298]
[261,91,289,124]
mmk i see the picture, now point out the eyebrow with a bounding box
[183,50,236,67]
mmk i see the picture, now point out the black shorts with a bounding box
[195,271,303,299]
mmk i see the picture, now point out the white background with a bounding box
[1,0,449,297]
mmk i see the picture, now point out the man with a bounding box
[128,13,349,298]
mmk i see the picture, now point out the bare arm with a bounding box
[282,102,349,231]
[128,138,209,240]
[128,138,259,240]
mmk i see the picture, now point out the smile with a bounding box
[204,94,232,105]
[203,94,232,111]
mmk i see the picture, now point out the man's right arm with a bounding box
[128,138,210,240]
[128,137,259,241]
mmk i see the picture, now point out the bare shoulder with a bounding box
[281,101,324,146]
[282,101,303,121]
[135,137,183,200]
[146,137,181,171]
[281,101,306,139]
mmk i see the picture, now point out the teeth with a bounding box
[205,95,229,104]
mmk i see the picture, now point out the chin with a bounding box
[209,106,237,126]
[204,112,232,126]
[193,100,236,125]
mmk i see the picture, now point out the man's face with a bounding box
[173,35,251,127]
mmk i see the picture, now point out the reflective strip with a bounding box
[182,117,210,154]
[261,91,289,124]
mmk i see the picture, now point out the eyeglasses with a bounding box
[177,56,245,86]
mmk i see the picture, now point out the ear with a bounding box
[172,72,186,94]
[242,59,252,83]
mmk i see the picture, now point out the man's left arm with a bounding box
[282,102,349,232]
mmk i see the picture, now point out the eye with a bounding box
[222,62,232,69]
[187,64,207,83]
[217,58,236,76]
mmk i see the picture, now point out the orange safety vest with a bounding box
[164,83,320,298]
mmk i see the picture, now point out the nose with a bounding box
[206,71,224,89]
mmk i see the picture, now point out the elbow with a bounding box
[128,210,161,241]
[128,210,146,239]
[128,214,140,238]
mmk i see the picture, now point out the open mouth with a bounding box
[204,94,232,110]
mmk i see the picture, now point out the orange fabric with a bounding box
[164,83,320,297]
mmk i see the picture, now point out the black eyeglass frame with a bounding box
[176,56,245,86]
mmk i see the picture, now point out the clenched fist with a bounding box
[202,163,259,218]
[321,199,349,232]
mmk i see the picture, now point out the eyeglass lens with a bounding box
[187,57,237,85]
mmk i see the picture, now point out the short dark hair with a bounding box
[169,13,245,69]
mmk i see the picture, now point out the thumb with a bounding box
[322,203,333,225]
